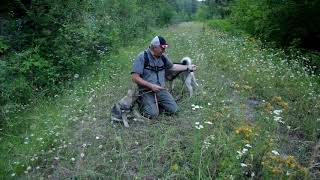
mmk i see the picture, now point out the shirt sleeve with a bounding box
[131,53,144,75]
[163,54,173,69]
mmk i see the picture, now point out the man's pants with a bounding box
[139,89,178,119]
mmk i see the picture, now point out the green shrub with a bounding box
[230,0,320,50]
[207,19,233,32]
[0,0,178,117]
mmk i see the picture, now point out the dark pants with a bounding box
[139,89,178,119]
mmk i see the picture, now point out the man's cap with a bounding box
[150,36,169,48]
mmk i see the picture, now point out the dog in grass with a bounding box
[165,57,199,97]
[110,87,147,127]
[111,57,198,127]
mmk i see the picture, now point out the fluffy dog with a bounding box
[166,57,199,97]
[110,87,147,127]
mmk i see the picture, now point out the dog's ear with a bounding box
[127,89,133,96]
[181,60,187,65]
[127,81,139,96]
[128,80,137,89]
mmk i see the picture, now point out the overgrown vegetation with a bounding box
[0,0,199,129]
[194,0,320,77]
[1,0,320,179]
[194,0,320,51]
[230,0,320,50]
[1,22,319,179]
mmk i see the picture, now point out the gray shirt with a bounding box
[131,49,173,90]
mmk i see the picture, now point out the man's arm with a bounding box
[170,64,197,72]
[131,73,163,92]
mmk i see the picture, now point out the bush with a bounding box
[0,0,178,125]
[207,19,233,32]
[230,0,320,50]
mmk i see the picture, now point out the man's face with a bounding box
[153,46,166,57]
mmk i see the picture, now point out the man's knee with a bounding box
[143,107,159,119]
[167,104,179,114]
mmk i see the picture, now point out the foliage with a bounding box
[192,4,211,21]
[0,22,318,179]
[193,0,233,20]
[230,0,320,51]
[169,0,199,22]
[0,0,181,125]
[207,19,233,32]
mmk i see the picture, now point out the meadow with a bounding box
[1,22,319,179]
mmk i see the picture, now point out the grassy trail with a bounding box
[2,22,319,179]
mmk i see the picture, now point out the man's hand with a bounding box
[149,83,163,92]
[188,64,197,72]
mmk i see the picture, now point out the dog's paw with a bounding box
[123,120,130,127]
[133,118,145,122]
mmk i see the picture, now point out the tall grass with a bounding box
[0,22,319,179]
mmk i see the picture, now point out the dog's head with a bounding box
[180,57,192,65]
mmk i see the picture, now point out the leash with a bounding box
[135,89,159,112]
[154,93,159,113]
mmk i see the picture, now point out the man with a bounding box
[131,36,197,119]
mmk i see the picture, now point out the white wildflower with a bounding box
[204,121,213,125]
[71,157,76,161]
[272,150,280,156]
[11,173,16,177]
[74,74,79,79]
[245,144,252,148]
[80,153,85,158]
[242,148,248,153]
[237,151,242,156]
[96,136,100,140]
[274,116,282,122]
[208,103,212,106]
[99,145,103,149]
[195,123,204,129]
[240,163,247,167]
[273,109,282,115]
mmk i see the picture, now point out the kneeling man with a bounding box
[131,36,197,119]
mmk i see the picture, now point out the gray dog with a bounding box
[110,88,147,127]
[166,57,199,97]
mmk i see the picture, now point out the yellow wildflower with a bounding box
[262,102,273,112]
[271,167,282,174]
[271,96,282,102]
[243,85,252,91]
[240,103,246,110]
[171,163,179,172]
[278,101,289,110]
[235,127,253,138]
